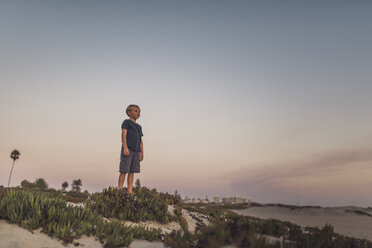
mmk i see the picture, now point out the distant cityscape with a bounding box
[182,195,251,204]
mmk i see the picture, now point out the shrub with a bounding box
[86,187,177,223]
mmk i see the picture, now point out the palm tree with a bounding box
[8,149,20,187]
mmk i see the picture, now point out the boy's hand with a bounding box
[123,147,130,156]
[140,153,144,161]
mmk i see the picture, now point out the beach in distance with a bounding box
[230,204,372,242]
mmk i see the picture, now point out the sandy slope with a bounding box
[0,219,166,248]
[0,204,212,248]
[0,219,102,248]
[230,205,372,241]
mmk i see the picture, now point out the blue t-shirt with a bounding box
[121,119,143,154]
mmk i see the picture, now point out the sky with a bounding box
[1,0,372,207]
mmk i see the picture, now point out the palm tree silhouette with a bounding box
[8,149,20,187]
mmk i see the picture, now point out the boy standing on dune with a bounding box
[118,104,144,195]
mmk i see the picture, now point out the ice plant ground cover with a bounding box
[0,187,162,248]
[1,185,372,248]
[86,187,181,223]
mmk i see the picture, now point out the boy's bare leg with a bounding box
[127,173,134,194]
[118,173,126,190]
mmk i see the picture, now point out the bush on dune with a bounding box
[86,186,181,223]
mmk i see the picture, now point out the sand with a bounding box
[0,219,102,248]
[230,205,372,241]
[0,219,166,248]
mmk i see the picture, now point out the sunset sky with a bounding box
[1,0,372,207]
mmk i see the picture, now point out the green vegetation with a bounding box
[18,184,89,203]
[164,213,274,248]
[1,182,372,248]
[265,203,322,210]
[0,187,162,248]
[174,190,182,202]
[86,186,181,223]
[21,178,48,190]
[135,178,141,188]
[61,181,68,191]
[65,190,90,203]
[72,179,83,192]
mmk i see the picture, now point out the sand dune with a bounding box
[0,219,103,248]
[0,204,212,248]
[0,219,166,248]
[230,205,372,241]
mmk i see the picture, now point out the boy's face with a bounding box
[129,107,141,119]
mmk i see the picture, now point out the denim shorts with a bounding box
[119,150,140,173]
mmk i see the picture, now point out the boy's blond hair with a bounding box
[126,104,140,117]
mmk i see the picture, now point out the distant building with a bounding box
[202,196,209,204]
[222,196,251,204]
[214,195,220,204]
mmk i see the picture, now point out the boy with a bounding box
[117,104,144,195]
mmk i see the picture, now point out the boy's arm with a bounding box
[122,129,129,154]
[140,139,144,161]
